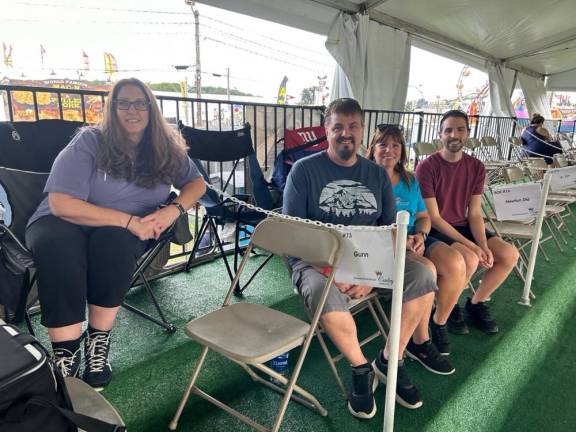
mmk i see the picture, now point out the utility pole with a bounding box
[226,67,230,101]
[185,0,202,126]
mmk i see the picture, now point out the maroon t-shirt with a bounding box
[415,152,485,226]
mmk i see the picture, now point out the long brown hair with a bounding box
[367,126,412,187]
[95,78,188,188]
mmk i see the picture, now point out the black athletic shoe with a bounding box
[430,319,451,355]
[347,364,377,419]
[447,304,470,335]
[52,347,81,378]
[372,352,423,409]
[465,298,499,334]
[406,339,455,375]
[83,330,112,391]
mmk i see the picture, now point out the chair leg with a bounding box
[169,346,210,431]
[234,253,274,296]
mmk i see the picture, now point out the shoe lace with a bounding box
[53,349,79,377]
[85,332,110,373]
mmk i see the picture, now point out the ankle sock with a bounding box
[52,338,81,354]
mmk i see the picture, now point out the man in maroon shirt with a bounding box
[416,110,519,334]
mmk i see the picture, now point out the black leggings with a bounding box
[25,215,148,328]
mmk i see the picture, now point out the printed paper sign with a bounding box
[492,183,541,221]
[549,166,576,191]
[334,229,394,289]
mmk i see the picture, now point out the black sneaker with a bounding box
[406,339,455,375]
[83,330,112,391]
[447,304,470,335]
[430,319,451,355]
[465,298,499,334]
[372,352,423,409]
[52,347,81,378]
[347,364,377,419]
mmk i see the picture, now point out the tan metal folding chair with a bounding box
[169,217,343,432]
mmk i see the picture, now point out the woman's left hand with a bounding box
[140,206,181,239]
[407,234,425,255]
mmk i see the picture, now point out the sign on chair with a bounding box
[334,229,394,288]
[549,165,576,191]
[491,183,541,221]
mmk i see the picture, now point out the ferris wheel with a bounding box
[456,66,489,116]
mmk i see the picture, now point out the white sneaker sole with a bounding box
[347,401,377,419]
[405,350,456,376]
[371,360,423,409]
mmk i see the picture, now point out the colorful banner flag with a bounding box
[103,52,118,75]
[83,50,90,71]
[3,42,13,68]
[277,75,288,104]
[40,44,46,69]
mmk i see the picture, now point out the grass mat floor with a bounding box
[26,236,576,432]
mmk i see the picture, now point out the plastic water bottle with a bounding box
[268,352,289,386]
[0,203,5,223]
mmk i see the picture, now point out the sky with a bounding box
[0,0,488,103]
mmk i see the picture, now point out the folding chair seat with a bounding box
[169,217,343,432]
[270,126,327,193]
[179,122,276,295]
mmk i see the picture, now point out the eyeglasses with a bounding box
[377,123,404,133]
[113,99,150,111]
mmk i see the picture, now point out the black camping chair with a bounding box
[0,120,183,332]
[178,122,276,295]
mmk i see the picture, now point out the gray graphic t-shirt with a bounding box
[283,151,396,227]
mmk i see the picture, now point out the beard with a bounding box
[335,136,356,160]
[446,139,464,153]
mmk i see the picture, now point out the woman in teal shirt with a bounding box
[368,125,469,357]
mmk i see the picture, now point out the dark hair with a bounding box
[530,113,545,125]
[324,98,364,125]
[439,109,470,131]
[96,77,188,188]
[367,126,412,187]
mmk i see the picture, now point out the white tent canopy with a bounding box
[199,0,576,113]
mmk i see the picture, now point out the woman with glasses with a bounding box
[367,125,468,359]
[26,78,206,389]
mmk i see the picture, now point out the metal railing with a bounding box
[3,84,574,271]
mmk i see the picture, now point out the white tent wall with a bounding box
[485,62,516,117]
[330,64,354,100]
[325,12,410,110]
[518,73,553,119]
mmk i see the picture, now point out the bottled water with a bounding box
[268,352,289,386]
[0,203,5,223]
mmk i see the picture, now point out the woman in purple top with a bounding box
[367,125,468,358]
[25,78,206,389]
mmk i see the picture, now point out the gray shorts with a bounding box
[291,257,437,315]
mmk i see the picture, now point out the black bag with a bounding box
[0,227,34,320]
[0,323,125,432]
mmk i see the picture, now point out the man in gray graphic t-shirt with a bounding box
[283,99,449,418]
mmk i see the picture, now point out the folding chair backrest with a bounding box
[481,136,498,147]
[432,139,443,151]
[503,166,525,183]
[524,158,547,180]
[553,153,569,168]
[0,167,48,241]
[414,141,436,157]
[251,218,342,267]
[509,136,522,147]
[465,137,482,150]
[0,120,84,172]
[179,122,254,162]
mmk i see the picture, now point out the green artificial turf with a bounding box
[26,232,576,432]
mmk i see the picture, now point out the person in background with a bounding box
[521,113,562,165]
[26,78,206,390]
[368,125,468,357]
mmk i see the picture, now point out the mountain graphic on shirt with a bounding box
[319,180,378,217]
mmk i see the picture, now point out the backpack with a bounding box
[0,323,125,432]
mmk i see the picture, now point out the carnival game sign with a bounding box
[6,79,108,123]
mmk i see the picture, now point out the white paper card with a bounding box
[492,183,541,221]
[334,229,394,289]
[549,166,576,191]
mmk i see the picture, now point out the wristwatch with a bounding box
[416,230,428,242]
[170,201,186,215]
